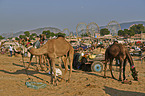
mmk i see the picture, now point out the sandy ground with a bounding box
[0,53,145,96]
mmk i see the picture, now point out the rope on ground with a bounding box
[25,79,47,89]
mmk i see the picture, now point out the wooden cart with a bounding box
[79,53,105,72]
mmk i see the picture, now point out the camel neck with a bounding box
[126,50,134,67]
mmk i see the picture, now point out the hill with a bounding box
[1,21,145,38]
[1,27,61,38]
[100,21,145,30]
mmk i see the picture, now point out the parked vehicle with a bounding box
[129,46,142,56]
[73,52,104,72]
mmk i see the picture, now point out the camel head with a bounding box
[130,66,138,81]
[25,42,34,52]
[27,46,35,53]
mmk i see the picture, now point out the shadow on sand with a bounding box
[86,72,114,79]
[103,86,145,96]
[0,63,50,82]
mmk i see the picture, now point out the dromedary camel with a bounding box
[104,43,138,81]
[25,34,47,71]
[27,36,74,84]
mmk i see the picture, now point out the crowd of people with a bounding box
[0,35,145,59]
[0,34,47,57]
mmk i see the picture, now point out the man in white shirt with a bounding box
[9,44,13,57]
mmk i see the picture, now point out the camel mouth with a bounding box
[27,46,33,51]
[131,73,138,81]
[134,77,138,81]
[132,75,138,81]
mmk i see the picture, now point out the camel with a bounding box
[27,36,74,85]
[104,43,138,81]
[25,34,47,71]
[25,40,45,71]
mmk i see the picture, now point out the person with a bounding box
[40,34,47,45]
[1,45,4,54]
[9,44,13,57]
[113,40,118,44]
[135,46,141,51]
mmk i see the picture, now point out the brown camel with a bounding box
[25,34,47,71]
[27,36,74,84]
[104,43,138,81]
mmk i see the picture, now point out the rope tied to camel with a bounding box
[130,65,135,71]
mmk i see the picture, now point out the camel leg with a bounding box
[109,58,115,79]
[39,55,45,71]
[123,58,127,80]
[50,58,57,85]
[103,59,108,78]
[49,59,53,84]
[68,53,73,83]
[58,56,64,71]
[119,59,123,81]
[46,58,50,72]
[42,55,48,71]
[61,56,68,82]
[35,56,37,64]
[26,54,33,70]
[41,55,45,64]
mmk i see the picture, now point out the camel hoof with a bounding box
[25,67,29,70]
[40,68,45,71]
[112,77,116,79]
[35,68,39,71]
[103,76,106,78]
[118,79,122,81]
[67,79,70,83]
[55,81,58,86]
[122,80,132,85]
[57,78,62,82]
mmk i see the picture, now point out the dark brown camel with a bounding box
[104,43,138,81]
[27,36,74,85]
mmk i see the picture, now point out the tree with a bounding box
[130,24,145,34]
[8,37,12,40]
[100,28,110,36]
[80,32,91,37]
[42,30,51,38]
[55,32,66,37]
[0,35,5,40]
[19,35,26,39]
[118,29,135,37]
[24,31,30,37]
[124,29,135,36]
[118,30,125,36]
[31,33,37,37]
[15,37,19,40]
[29,35,35,40]
[50,32,55,37]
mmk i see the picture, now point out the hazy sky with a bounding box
[0,0,145,34]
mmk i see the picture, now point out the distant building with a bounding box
[141,33,145,40]
[131,34,141,40]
